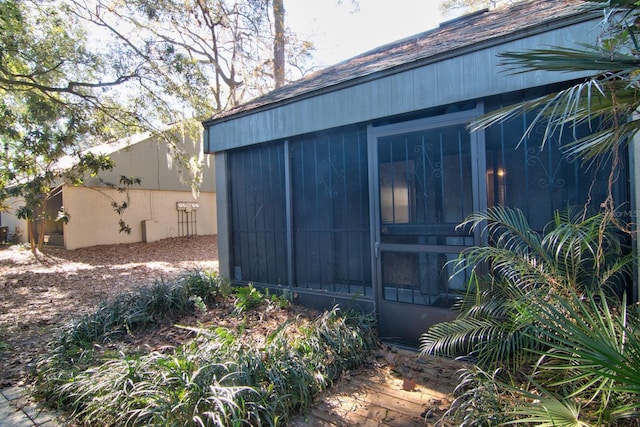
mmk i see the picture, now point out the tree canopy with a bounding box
[0,0,313,250]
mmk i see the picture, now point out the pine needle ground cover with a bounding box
[33,271,379,426]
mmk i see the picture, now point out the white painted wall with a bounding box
[62,186,216,250]
[0,197,28,244]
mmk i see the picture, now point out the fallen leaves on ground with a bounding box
[0,235,218,387]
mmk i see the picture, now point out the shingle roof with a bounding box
[204,0,594,125]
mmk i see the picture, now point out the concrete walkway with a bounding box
[0,387,63,427]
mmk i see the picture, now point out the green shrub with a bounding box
[182,269,231,305]
[35,270,228,398]
[35,272,378,426]
[58,270,228,348]
[420,207,631,370]
[232,283,265,315]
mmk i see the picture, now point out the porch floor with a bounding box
[290,346,465,426]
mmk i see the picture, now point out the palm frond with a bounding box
[419,316,532,367]
[461,282,520,320]
[470,79,607,136]
[503,390,591,427]
[420,290,543,370]
[563,118,639,160]
[472,72,640,162]
[498,46,640,75]
[419,316,497,358]
[595,253,634,294]
[459,245,551,286]
[457,206,544,257]
[526,291,640,402]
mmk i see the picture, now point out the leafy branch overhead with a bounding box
[0,0,315,249]
[439,0,517,16]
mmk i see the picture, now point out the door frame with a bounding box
[367,104,487,345]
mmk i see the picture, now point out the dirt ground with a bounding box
[0,235,219,387]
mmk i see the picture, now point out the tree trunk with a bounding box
[37,214,46,252]
[28,219,37,254]
[31,198,48,253]
[273,0,285,89]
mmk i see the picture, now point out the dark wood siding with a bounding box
[225,92,629,304]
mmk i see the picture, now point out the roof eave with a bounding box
[203,8,600,128]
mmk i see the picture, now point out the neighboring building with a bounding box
[1,130,216,250]
[202,0,636,345]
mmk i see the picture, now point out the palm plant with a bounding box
[448,289,640,427]
[422,208,635,426]
[420,206,632,371]
[507,289,640,425]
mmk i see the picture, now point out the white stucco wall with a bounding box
[0,197,28,244]
[62,186,217,250]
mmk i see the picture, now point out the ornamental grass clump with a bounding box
[57,270,230,352]
[34,273,378,426]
